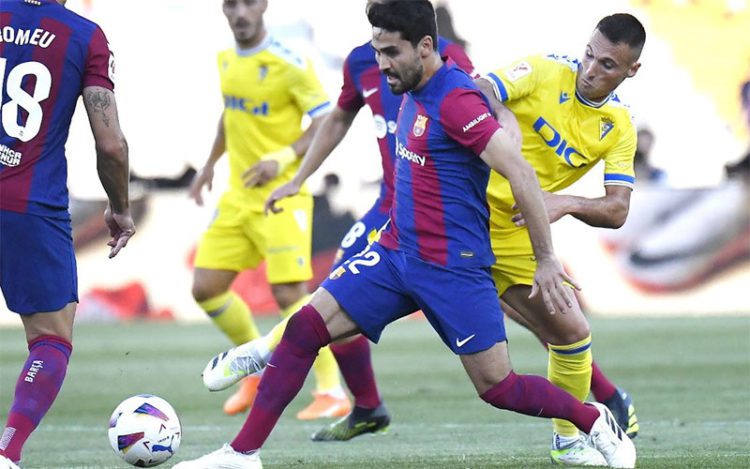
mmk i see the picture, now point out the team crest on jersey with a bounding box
[505,61,532,82]
[413,114,428,137]
[328,265,347,280]
[258,65,268,82]
[600,118,614,140]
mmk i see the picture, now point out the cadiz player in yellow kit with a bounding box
[476,13,644,465]
[188,0,350,419]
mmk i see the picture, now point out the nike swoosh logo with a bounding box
[363,87,378,98]
[455,334,476,348]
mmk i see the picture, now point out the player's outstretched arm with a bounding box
[190,114,225,206]
[264,106,357,214]
[513,185,631,228]
[82,85,134,258]
[480,129,580,314]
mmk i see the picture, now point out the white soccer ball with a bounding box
[108,394,182,467]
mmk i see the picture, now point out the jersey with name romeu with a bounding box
[0,0,114,217]
[378,62,500,268]
[337,37,474,215]
[219,35,331,211]
[482,53,636,252]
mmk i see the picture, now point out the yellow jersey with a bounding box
[483,54,636,254]
[218,35,331,210]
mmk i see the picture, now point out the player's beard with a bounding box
[387,59,424,95]
[232,19,262,48]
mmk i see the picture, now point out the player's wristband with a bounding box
[261,146,297,174]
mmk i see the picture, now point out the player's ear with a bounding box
[419,35,433,59]
[626,61,641,78]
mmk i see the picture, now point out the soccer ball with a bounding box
[108,394,182,467]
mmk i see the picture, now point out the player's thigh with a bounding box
[497,259,590,345]
[263,194,313,284]
[0,211,78,315]
[322,243,418,344]
[194,198,262,272]
[411,262,506,355]
[331,204,389,270]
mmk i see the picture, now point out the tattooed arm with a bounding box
[82,85,134,257]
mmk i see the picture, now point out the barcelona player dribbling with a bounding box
[209,0,478,440]
[178,2,636,468]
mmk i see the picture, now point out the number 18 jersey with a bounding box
[0,0,114,217]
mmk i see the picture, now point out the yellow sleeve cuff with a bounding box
[262,146,297,173]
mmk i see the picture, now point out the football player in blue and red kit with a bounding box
[0,1,134,466]
[228,0,476,438]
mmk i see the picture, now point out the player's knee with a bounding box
[283,305,330,353]
[271,282,307,309]
[191,282,223,303]
[546,322,591,347]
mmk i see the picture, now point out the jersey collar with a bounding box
[235,34,272,57]
[575,88,611,108]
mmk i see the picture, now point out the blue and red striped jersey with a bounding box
[0,0,114,217]
[337,37,473,215]
[379,62,500,268]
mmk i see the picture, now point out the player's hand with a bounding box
[265,180,301,215]
[104,206,136,259]
[529,256,581,315]
[189,165,215,206]
[243,160,280,188]
[512,192,568,226]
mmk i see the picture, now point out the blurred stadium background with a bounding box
[1,0,749,467]
[1,0,748,321]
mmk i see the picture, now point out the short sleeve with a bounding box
[603,121,637,189]
[481,54,549,103]
[440,87,500,156]
[83,26,114,90]
[337,54,365,112]
[288,58,332,118]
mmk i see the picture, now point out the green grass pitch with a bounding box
[1,316,748,468]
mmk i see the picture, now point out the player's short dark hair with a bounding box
[367,0,438,51]
[596,13,646,58]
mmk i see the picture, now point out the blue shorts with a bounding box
[331,202,389,270]
[323,242,506,354]
[0,210,78,314]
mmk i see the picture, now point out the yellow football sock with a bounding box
[548,334,593,437]
[199,291,261,346]
[266,315,291,351]
[280,294,342,394]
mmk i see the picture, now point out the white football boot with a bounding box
[550,432,607,466]
[172,444,261,469]
[588,403,637,468]
[0,455,21,469]
[202,339,269,392]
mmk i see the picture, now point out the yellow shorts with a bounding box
[490,227,535,296]
[491,253,537,296]
[194,191,313,284]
